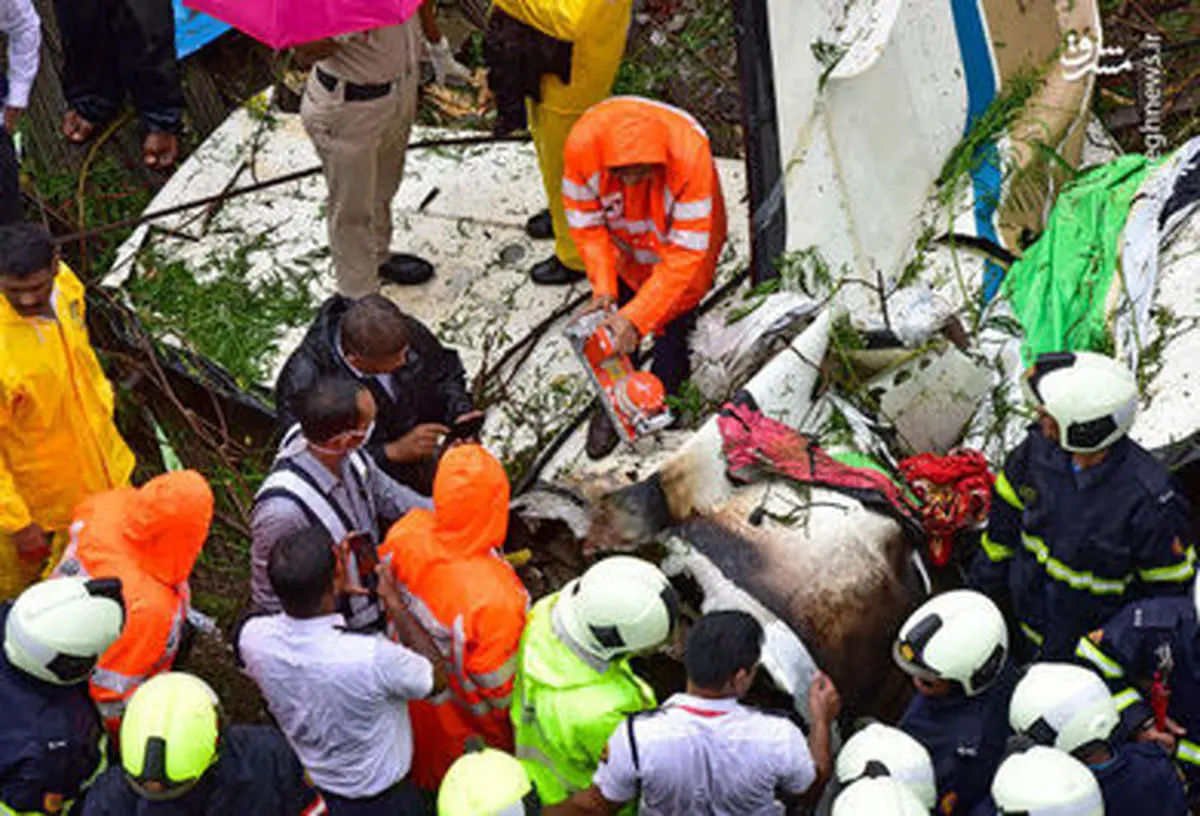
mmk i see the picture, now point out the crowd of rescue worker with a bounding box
[1,0,1199,812]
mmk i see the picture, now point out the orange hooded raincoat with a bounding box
[380,444,528,790]
[52,470,213,734]
[562,96,728,337]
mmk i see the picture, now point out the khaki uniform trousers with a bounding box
[301,65,419,299]
[528,0,633,272]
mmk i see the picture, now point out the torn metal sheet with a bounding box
[866,344,993,456]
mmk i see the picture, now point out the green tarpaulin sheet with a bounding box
[1001,155,1159,365]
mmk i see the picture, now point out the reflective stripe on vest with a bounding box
[257,451,380,631]
[1178,739,1200,767]
[1021,533,1132,596]
[1074,637,1124,679]
[53,534,188,704]
[562,173,600,202]
[612,235,661,266]
[405,592,511,716]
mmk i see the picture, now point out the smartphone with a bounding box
[445,413,486,444]
[345,531,379,591]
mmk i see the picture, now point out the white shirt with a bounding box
[239,613,434,798]
[593,693,817,816]
[0,0,39,108]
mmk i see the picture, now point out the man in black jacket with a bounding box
[276,294,477,494]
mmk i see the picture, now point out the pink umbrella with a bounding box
[182,0,424,50]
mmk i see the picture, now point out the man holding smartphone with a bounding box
[277,294,481,494]
[251,376,431,631]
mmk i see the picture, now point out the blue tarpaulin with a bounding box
[174,0,231,58]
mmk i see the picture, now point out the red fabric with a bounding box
[716,402,920,529]
[898,450,993,566]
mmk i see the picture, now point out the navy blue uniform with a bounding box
[898,665,1017,815]
[0,603,105,815]
[972,428,1195,661]
[1092,741,1187,815]
[1076,597,1200,801]
[79,725,322,815]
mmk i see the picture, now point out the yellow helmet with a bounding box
[120,673,220,801]
[438,747,539,816]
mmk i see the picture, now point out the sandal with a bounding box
[62,109,96,144]
[143,131,179,171]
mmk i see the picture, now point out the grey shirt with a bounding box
[250,433,431,614]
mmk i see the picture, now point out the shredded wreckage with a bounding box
[88,0,1200,731]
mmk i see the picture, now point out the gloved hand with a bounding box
[428,36,472,87]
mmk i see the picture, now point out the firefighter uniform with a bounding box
[79,724,322,815]
[51,471,212,735]
[898,665,1018,815]
[0,602,106,816]
[1092,741,1188,814]
[972,427,1195,661]
[511,592,657,805]
[0,264,135,601]
[1075,596,1200,798]
[380,445,528,791]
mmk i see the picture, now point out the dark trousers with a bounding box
[320,777,429,815]
[0,76,20,225]
[618,280,695,396]
[53,0,184,132]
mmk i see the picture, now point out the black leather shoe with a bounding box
[586,407,620,460]
[530,256,585,286]
[525,209,554,240]
[379,253,434,286]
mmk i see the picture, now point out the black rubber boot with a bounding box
[585,406,620,460]
[530,256,585,286]
[379,253,435,286]
[525,209,554,240]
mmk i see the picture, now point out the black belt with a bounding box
[316,67,392,102]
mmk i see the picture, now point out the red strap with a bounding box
[673,704,729,718]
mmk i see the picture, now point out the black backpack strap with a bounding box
[625,713,643,802]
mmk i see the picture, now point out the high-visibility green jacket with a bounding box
[511,593,656,805]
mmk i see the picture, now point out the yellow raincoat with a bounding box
[494,0,633,272]
[0,264,134,599]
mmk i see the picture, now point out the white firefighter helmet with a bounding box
[556,556,679,662]
[992,746,1104,815]
[893,589,1008,697]
[835,723,937,808]
[1009,662,1119,754]
[833,777,928,816]
[4,577,125,685]
[1024,351,1138,453]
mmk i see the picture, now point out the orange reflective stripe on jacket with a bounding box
[380,445,528,789]
[562,96,728,335]
[51,471,211,732]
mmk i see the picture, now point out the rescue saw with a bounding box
[563,310,673,446]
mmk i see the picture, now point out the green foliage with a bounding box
[897,224,937,289]
[126,235,319,387]
[811,40,847,89]
[664,380,709,429]
[26,155,153,276]
[937,69,1043,206]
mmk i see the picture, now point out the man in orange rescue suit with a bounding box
[562,96,727,459]
[52,470,213,737]
[380,442,527,793]
[0,222,134,601]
